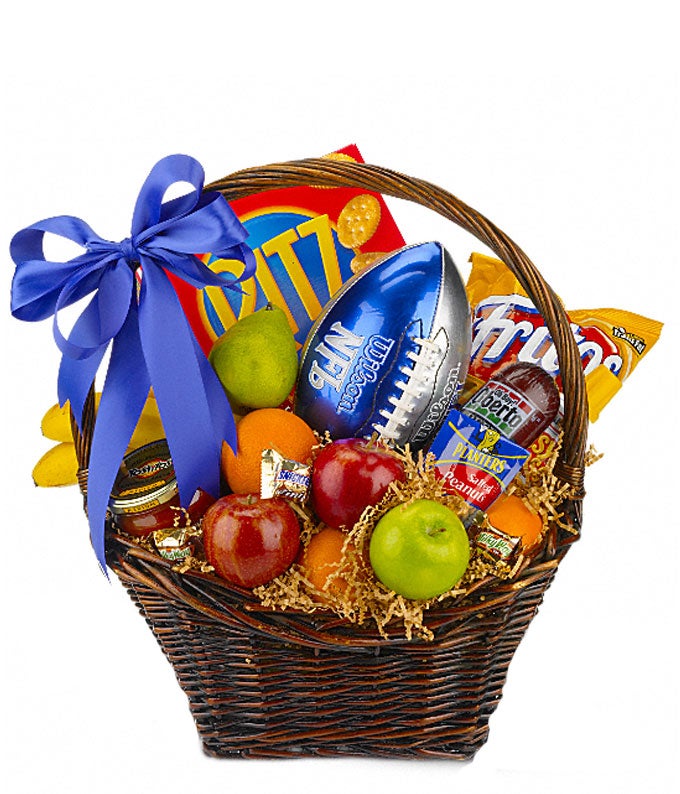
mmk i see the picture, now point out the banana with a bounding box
[40,392,161,442]
[40,395,101,441]
[32,442,79,487]
[128,413,165,449]
[33,418,165,488]
[40,401,78,442]
[34,392,167,488]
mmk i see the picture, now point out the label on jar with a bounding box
[462,379,540,439]
[109,440,177,515]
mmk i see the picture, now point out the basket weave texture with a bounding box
[73,159,588,760]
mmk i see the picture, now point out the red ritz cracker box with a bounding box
[172,145,405,356]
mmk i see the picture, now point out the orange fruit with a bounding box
[300,527,350,598]
[222,408,317,494]
[486,493,543,550]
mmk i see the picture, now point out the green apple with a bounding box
[369,499,470,600]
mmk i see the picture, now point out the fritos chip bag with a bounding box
[463,253,662,456]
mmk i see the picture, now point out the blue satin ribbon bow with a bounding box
[11,154,255,573]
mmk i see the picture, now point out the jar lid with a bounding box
[109,440,179,515]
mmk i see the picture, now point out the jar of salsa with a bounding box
[109,440,215,538]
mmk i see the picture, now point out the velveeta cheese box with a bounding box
[173,144,406,355]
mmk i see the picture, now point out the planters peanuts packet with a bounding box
[429,407,530,512]
[173,145,405,355]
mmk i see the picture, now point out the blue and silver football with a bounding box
[294,242,471,450]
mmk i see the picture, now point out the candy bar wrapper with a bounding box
[474,525,521,563]
[153,527,195,562]
[261,448,311,503]
[172,144,406,357]
[429,408,530,512]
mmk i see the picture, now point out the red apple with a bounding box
[311,439,406,530]
[202,494,300,587]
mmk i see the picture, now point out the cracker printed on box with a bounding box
[336,194,381,249]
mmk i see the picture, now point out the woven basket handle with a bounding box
[206,158,588,505]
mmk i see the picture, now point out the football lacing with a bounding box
[373,336,445,440]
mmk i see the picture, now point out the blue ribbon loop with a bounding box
[10,155,255,573]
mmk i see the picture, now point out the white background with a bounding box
[1,2,678,792]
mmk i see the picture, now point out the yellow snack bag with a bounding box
[465,253,663,426]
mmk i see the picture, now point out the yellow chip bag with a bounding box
[465,253,663,425]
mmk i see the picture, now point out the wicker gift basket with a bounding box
[65,157,587,760]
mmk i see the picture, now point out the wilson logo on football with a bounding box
[306,321,396,414]
[336,335,394,415]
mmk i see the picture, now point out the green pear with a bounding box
[209,303,298,410]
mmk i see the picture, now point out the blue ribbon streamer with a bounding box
[10,154,255,573]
